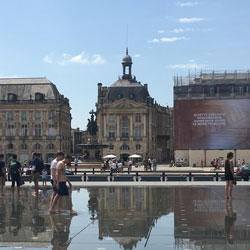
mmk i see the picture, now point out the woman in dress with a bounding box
[225,152,235,200]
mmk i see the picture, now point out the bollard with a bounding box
[110,172,113,182]
[83,172,87,182]
[189,172,192,181]
[136,172,139,182]
[216,172,219,181]
[162,172,166,182]
[93,168,95,175]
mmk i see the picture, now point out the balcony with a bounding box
[19,136,28,140]
[46,136,56,140]
[120,137,129,141]
[107,137,116,141]
[7,136,15,140]
[134,136,143,141]
[33,136,42,140]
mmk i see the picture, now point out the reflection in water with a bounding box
[225,199,237,245]
[1,187,250,249]
[50,214,73,250]
[87,187,175,250]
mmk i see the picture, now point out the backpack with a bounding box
[10,161,19,175]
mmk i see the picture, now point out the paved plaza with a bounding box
[0,185,250,250]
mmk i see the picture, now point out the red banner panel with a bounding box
[174,99,250,150]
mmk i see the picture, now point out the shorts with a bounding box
[42,177,47,181]
[51,180,58,193]
[0,176,5,186]
[57,182,69,196]
[11,174,20,187]
[33,172,40,182]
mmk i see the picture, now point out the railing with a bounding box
[46,136,56,140]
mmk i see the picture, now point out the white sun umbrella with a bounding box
[129,154,142,158]
[103,154,117,159]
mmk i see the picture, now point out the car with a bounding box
[236,163,250,180]
[175,158,186,167]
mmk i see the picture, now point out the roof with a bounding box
[0,77,60,100]
[111,79,141,87]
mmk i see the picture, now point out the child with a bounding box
[42,167,48,188]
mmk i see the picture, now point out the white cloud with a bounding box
[160,37,188,42]
[169,59,206,69]
[148,38,160,43]
[171,28,185,33]
[158,30,165,33]
[179,17,205,23]
[43,55,53,64]
[57,51,105,65]
[134,54,141,58]
[92,54,105,64]
[176,2,199,7]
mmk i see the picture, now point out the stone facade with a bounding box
[0,78,71,164]
[96,50,172,162]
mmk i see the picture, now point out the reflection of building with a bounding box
[174,187,250,249]
[87,187,174,250]
[0,78,71,163]
[96,49,173,162]
[174,71,250,166]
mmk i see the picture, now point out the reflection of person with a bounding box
[9,155,22,196]
[225,199,237,244]
[225,152,235,200]
[9,198,24,236]
[0,197,6,234]
[0,154,6,196]
[50,214,73,250]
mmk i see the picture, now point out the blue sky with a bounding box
[1,0,250,129]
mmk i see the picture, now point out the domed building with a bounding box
[96,49,173,162]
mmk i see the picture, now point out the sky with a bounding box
[1,0,250,129]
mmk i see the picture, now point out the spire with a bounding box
[126,47,128,55]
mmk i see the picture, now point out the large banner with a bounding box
[174,99,250,150]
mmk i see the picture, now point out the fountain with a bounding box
[77,110,108,161]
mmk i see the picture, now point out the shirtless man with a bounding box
[49,152,64,210]
[49,155,77,215]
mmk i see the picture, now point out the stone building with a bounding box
[0,78,71,164]
[96,49,172,162]
[174,70,250,166]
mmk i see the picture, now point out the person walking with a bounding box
[30,152,43,197]
[49,152,64,210]
[42,167,48,188]
[49,155,77,215]
[225,152,235,200]
[74,157,78,174]
[0,154,6,196]
[9,155,22,196]
[152,158,157,172]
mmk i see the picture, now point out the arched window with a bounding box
[8,143,14,149]
[109,126,115,138]
[8,93,17,102]
[136,144,141,150]
[121,122,129,139]
[20,144,27,150]
[120,144,129,150]
[35,92,44,101]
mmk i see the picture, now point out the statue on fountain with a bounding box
[87,109,98,136]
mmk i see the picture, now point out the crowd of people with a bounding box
[0,152,77,215]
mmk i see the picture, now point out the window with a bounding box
[35,111,41,120]
[48,111,55,120]
[135,115,141,122]
[122,116,128,121]
[120,144,129,150]
[21,144,27,150]
[21,124,28,137]
[21,112,27,121]
[8,93,17,101]
[35,124,41,137]
[8,125,15,136]
[135,126,142,138]
[8,112,14,121]
[108,126,115,138]
[34,143,41,149]
[121,122,129,138]
[109,115,115,123]
[48,144,54,149]
[8,144,14,149]
[48,124,55,136]
[109,144,114,150]
[136,144,141,150]
[35,93,44,101]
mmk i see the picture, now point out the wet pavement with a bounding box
[0,186,250,250]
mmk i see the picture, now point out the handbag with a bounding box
[233,178,237,185]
